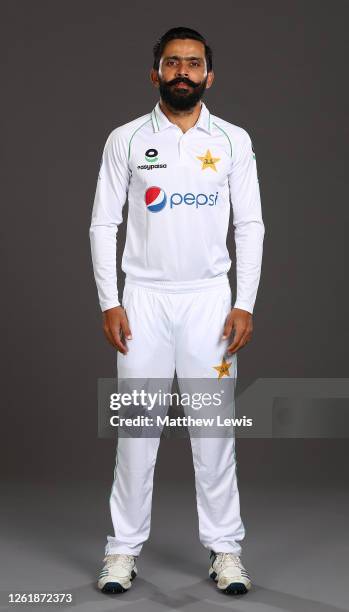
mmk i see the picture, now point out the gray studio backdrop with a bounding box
[2,0,348,487]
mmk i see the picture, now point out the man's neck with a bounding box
[159,99,202,134]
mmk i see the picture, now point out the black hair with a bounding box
[152,27,213,72]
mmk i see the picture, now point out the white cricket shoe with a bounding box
[97,553,138,594]
[209,550,251,595]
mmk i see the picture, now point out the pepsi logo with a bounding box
[145,186,219,212]
[145,186,167,212]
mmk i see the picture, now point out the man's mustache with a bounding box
[166,77,200,88]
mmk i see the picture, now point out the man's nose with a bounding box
[175,63,189,77]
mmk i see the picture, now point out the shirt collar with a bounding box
[151,100,212,134]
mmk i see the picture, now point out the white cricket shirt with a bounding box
[89,100,265,313]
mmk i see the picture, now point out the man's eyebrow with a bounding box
[163,55,204,61]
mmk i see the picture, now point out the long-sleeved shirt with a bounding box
[89,100,265,313]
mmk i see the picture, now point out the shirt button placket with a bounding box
[177,129,182,162]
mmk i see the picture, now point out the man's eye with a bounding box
[165,59,201,67]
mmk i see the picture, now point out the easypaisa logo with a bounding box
[145,148,158,163]
[137,148,167,171]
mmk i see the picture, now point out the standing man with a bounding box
[90,27,264,596]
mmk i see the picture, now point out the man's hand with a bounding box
[102,306,132,354]
[222,308,253,354]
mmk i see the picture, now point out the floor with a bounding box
[1,442,348,612]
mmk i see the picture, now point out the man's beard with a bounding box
[158,75,208,111]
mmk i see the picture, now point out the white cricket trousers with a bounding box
[105,274,245,557]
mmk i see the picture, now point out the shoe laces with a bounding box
[104,554,135,569]
[216,552,242,567]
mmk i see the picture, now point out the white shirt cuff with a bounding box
[233,301,254,315]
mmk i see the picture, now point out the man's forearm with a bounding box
[89,224,120,311]
[233,218,265,314]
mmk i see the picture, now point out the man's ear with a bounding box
[150,68,159,88]
[205,70,215,89]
